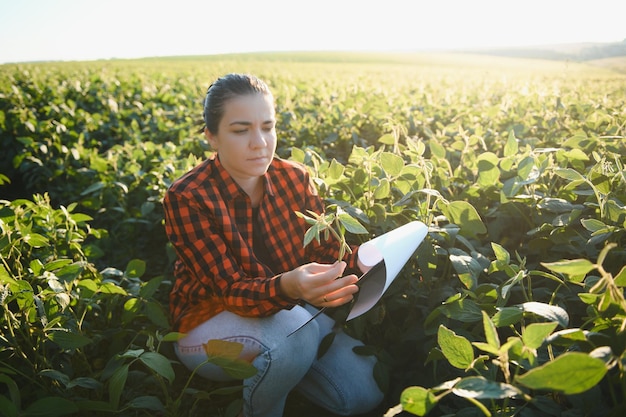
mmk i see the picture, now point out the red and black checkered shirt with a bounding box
[163,155,359,332]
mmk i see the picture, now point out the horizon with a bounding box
[1,0,625,65]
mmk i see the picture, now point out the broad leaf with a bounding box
[337,212,368,234]
[541,259,595,278]
[482,311,500,349]
[453,376,520,399]
[125,259,146,279]
[380,152,405,177]
[400,386,437,416]
[522,322,558,350]
[441,201,486,238]
[23,396,79,417]
[139,352,175,384]
[438,325,474,369]
[519,302,569,328]
[516,352,607,394]
[127,396,166,412]
[47,330,92,350]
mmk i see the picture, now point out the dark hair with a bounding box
[202,73,273,134]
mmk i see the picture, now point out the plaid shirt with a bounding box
[163,155,359,332]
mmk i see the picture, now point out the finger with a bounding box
[305,261,347,285]
[320,285,358,307]
[303,261,345,275]
[324,281,359,301]
[326,274,358,292]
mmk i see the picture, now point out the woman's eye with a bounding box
[234,129,247,134]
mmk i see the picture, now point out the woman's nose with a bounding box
[250,129,267,147]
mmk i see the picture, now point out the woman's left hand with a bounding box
[279,261,359,307]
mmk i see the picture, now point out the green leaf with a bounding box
[492,307,523,327]
[554,168,585,182]
[380,152,404,177]
[208,356,258,380]
[438,325,474,369]
[56,262,84,281]
[80,181,105,196]
[538,198,584,214]
[303,223,321,247]
[614,266,626,287]
[439,297,483,323]
[472,342,499,356]
[541,259,595,277]
[0,265,14,284]
[581,218,607,233]
[290,147,305,163]
[204,339,243,360]
[99,282,127,295]
[519,302,569,328]
[30,259,44,276]
[66,377,102,390]
[441,201,486,238]
[516,352,607,395]
[139,352,175,384]
[429,140,446,159]
[44,259,73,272]
[127,396,166,412]
[449,251,481,290]
[139,275,164,299]
[337,213,368,234]
[23,233,49,248]
[124,259,146,278]
[373,179,391,199]
[39,369,70,387]
[452,376,520,399]
[491,242,510,264]
[162,332,187,342]
[47,330,92,350]
[0,395,18,417]
[504,130,518,157]
[400,386,437,416]
[482,311,500,349]
[144,301,170,328]
[378,133,396,145]
[69,212,93,223]
[0,373,20,409]
[476,152,500,187]
[327,158,345,180]
[23,397,79,416]
[522,322,559,350]
[108,364,129,409]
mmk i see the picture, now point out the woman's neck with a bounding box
[236,176,264,208]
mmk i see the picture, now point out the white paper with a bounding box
[348,221,428,320]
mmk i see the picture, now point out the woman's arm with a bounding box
[164,190,295,317]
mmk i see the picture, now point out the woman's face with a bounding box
[206,92,277,183]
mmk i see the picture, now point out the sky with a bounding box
[0,0,625,64]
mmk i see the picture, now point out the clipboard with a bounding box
[287,260,386,337]
[287,221,428,337]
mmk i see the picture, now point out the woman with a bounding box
[163,73,383,417]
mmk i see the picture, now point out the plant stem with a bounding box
[465,397,491,417]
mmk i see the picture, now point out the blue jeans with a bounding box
[174,305,383,417]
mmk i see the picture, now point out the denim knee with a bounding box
[244,313,320,416]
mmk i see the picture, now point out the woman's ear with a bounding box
[205,127,218,150]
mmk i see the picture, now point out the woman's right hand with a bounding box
[280,261,359,308]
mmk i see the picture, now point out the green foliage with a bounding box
[1,52,625,416]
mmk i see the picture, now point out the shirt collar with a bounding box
[212,154,277,201]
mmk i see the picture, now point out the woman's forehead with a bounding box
[222,93,275,120]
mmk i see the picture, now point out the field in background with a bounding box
[1,51,625,417]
